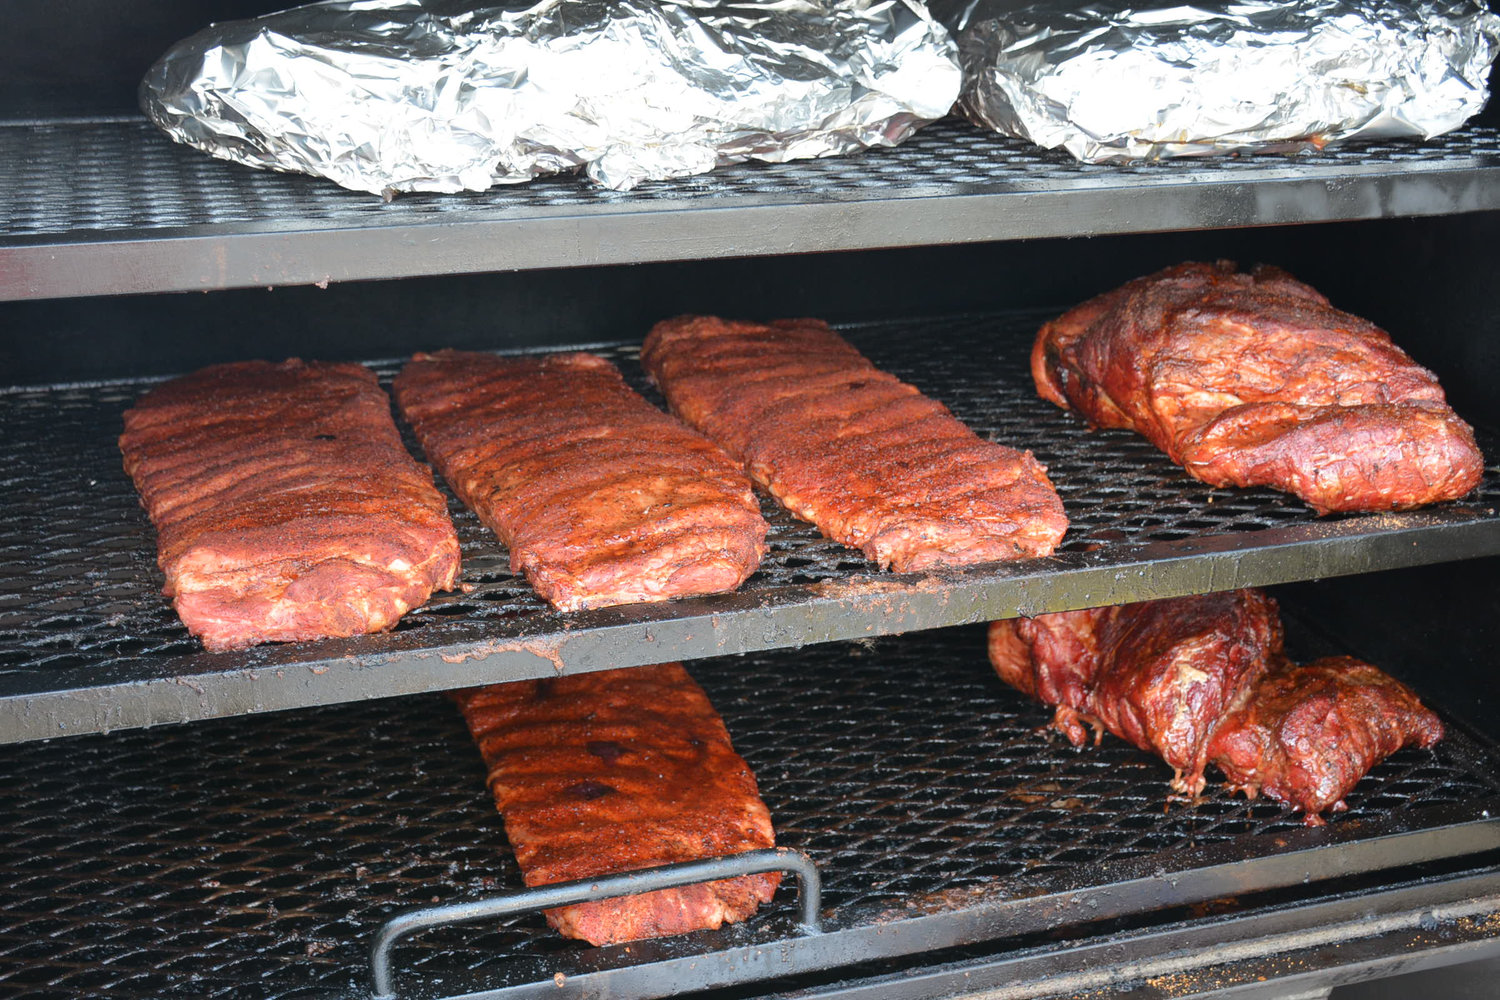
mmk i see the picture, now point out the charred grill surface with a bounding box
[642,316,1068,571]
[455,664,778,946]
[989,591,1443,822]
[393,350,766,612]
[117,360,460,650]
[1033,262,1484,514]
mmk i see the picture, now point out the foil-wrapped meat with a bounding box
[942,0,1500,163]
[141,0,962,193]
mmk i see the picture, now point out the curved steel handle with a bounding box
[368,847,821,999]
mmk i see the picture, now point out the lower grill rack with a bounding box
[1,622,1497,1000]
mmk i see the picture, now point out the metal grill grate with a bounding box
[0,622,1495,1000]
[0,312,1497,742]
[5,119,1500,298]
[4,119,1500,239]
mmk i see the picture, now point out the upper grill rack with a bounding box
[4,118,1500,298]
[1,311,1497,743]
[0,623,1495,1000]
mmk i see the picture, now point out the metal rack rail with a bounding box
[0,312,1496,742]
[3,118,1500,299]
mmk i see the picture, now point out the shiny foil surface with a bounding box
[140,0,962,194]
[942,0,1500,163]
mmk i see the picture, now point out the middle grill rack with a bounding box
[1,310,1497,742]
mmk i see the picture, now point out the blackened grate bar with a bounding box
[3,119,1500,298]
[0,624,1494,1000]
[0,312,1496,743]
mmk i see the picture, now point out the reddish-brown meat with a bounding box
[642,316,1068,571]
[118,360,461,650]
[988,591,1443,823]
[1208,655,1444,819]
[455,664,779,946]
[1033,262,1483,514]
[991,591,1281,797]
[392,350,766,612]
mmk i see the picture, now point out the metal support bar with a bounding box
[368,847,821,1000]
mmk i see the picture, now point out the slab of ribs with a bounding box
[1032,261,1483,513]
[119,360,461,650]
[393,350,767,612]
[642,315,1068,571]
[455,664,779,945]
[988,590,1443,823]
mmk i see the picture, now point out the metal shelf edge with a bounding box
[5,167,1500,300]
[6,511,1496,745]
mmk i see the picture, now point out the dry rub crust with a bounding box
[642,316,1068,571]
[119,359,461,651]
[392,350,766,612]
[455,664,779,946]
[1033,261,1483,514]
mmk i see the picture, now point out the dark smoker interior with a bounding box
[2,3,1500,999]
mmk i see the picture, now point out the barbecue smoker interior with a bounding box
[4,3,1500,997]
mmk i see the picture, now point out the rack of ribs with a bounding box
[1032,261,1483,513]
[119,360,461,650]
[641,316,1068,572]
[455,664,779,946]
[988,590,1443,823]
[392,350,766,612]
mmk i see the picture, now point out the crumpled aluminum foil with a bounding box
[940,0,1500,163]
[140,0,962,193]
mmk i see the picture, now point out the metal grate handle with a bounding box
[368,847,821,999]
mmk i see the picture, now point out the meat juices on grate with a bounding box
[641,316,1068,571]
[455,664,779,946]
[988,591,1443,823]
[1032,261,1483,514]
[118,359,461,650]
[392,350,766,612]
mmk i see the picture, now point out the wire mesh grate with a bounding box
[3,119,1499,240]
[0,622,1494,1000]
[0,311,1496,715]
